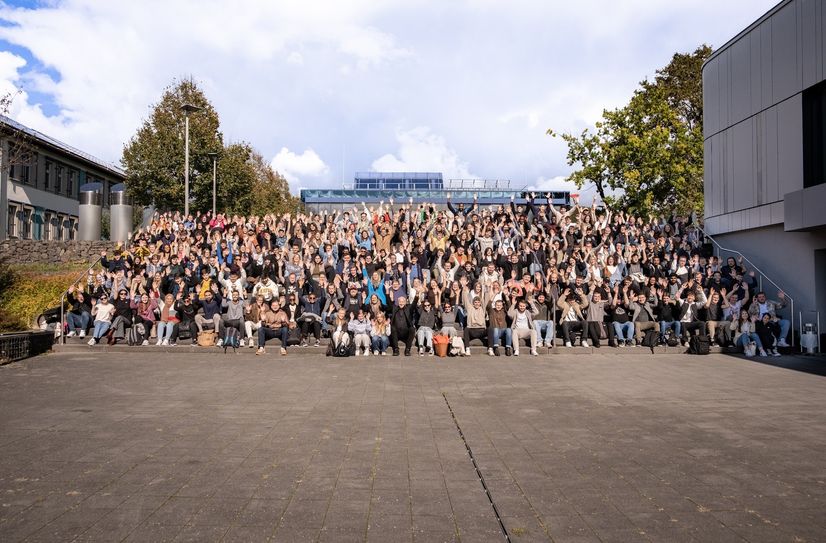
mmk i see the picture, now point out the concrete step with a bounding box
[52,342,729,356]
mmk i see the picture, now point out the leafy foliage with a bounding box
[0,265,86,331]
[122,78,222,211]
[549,45,711,216]
[121,78,301,216]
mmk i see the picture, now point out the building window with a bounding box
[803,79,826,188]
[44,161,51,189]
[43,212,51,241]
[8,161,15,180]
[67,169,75,196]
[22,208,32,240]
[7,205,17,238]
[68,218,76,240]
[55,164,63,193]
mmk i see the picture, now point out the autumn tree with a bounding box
[549,45,711,216]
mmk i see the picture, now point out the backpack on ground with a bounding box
[641,329,659,353]
[689,334,711,355]
[333,340,352,357]
[127,325,143,346]
[222,327,241,353]
[197,330,216,347]
[449,336,465,356]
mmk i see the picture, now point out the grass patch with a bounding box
[0,263,94,332]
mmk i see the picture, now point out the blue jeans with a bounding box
[533,320,554,344]
[613,321,635,341]
[777,319,790,342]
[736,332,763,350]
[417,327,434,349]
[660,321,681,338]
[67,311,90,332]
[156,321,176,342]
[371,335,389,353]
[93,320,111,340]
[258,326,289,349]
[488,327,512,348]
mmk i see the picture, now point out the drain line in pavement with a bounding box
[443,392,511,543]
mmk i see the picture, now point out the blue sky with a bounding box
[0,0,779,194]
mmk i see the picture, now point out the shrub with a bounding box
[0,264,90,332]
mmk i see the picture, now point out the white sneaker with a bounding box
[256,347,265,355]
[216,339,224,347]
[465,347,471,356]
[545,341,553,348]
[581,340,589,348]
[238,338,245,348]
[141,340,149,346]
[419,346,424,355]
[777,339,789,348]
[87,338,95,346]
[565,341,572,348]
[382,351,388,356]
[161,338,169,346]
[364,349,370,356]
[488,348,495,356]
[248,339,255,348]
[531,350,538,356]
[759,349,768,357]
[80,330,87,338]
[155,338,163,346]
[67,331,76,337]
[513,349,519,356]
[772,350,781,357]
[374,350,380,356]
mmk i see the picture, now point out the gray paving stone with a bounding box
[0,351,825,542]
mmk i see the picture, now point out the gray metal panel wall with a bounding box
[703,0,824,235]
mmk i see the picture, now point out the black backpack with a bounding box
[127,323,145,346]
[332,340,354,357]
[641,329,659,353]
[689,334,711,355]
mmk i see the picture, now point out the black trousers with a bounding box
[682,321,705,340]
[561,321,585,344]
[172,320,198,342]
[584,321,603,347]
[390,325,414,353]
[463,327,488,347]
[300,319,321,340]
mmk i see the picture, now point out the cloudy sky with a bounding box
[0,0,778,195]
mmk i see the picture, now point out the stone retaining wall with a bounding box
[0,240,119,266]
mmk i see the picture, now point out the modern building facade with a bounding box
[301,172,571,214]
[0,115,125,241]
[703,0,826,325]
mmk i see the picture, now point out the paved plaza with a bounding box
[1,351,825,542]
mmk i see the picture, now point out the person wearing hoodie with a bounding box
[348,308,372,355]
[221,289,247,345]
[65,285,92,337]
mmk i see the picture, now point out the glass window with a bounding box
[68,218,76,240]
[8,161,15,180]
[44,161,51,189]
[7,205,16,238]
[803,79,826,188]
[67,169,75,196]
[55,165,62,193]
[43,212,51,240]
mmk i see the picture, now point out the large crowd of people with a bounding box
[62,193,791,358]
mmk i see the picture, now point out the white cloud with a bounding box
[0,0,780,191]
[371,127,476,181]
[271,147,329,185]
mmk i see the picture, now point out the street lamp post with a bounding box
[181,103,201,217]
[208,152,218,217]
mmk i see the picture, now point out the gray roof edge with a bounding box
[703,0,792,70]
[0,114,125,178]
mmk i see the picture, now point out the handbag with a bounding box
[197,330,216,347]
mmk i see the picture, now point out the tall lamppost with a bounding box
[181,103,201,217]
[208,151,218,217]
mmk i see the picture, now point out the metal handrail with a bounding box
[694,224,796,348]
[59,256,102,345]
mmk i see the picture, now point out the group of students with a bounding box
[61,193,792,358]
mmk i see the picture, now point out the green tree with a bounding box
[549,45,711,216]
[249,151,301,216]
[121,78,222,211]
